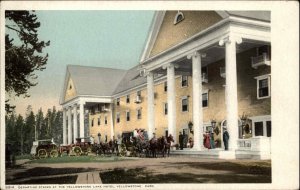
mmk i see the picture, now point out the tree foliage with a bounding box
[5,11,50,112]
[5,106,62,155]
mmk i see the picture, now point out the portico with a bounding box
[140,12,270,152]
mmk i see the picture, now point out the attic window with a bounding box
[69,84,72,90]
[174,11,184,25]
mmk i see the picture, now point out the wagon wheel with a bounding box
[38,149,48,159]
[119,144,127,157]
[50,149,59,158]
[73,146,82,156]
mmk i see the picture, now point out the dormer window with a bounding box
[69,84,72,90]
[174,11,184,25]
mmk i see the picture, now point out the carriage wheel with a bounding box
[73,146,82,156]
[38,149,48,159]
[50,149,59,158]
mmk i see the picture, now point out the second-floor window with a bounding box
[126,95,130,103]
[164,103,168,115]
[98,117,101,126]
[116,113,120,123]
[181,76,188,87]
[126,111,130,121]
[116,98,120,106]
[182,97,188,112]
[164,81,167,92]
[104,116,108,125]
[137,109,142,119]
[91,118,94,127]
[202,93,208,107]
[255,74,271,99]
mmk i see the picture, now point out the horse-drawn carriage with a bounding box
[59,137,94,156]
[30,139,60,159]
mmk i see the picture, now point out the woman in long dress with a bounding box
[203,131,211,149]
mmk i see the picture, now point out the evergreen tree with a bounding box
[24,105,36,153]
[15,114,25,155]
[5,11,50,112]
[35,108,45,140]
[53,110,63,144]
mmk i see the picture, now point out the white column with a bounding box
[166,64,177,143]
[79,102,85,138]
[147,71,155,139]
[188,52,205,150]
[67,107,72,144]
[63,108,67,145]
[73,105,78,143]
[110,103,114,140]
[219,36,242,150]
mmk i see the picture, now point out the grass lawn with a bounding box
[29,155,133,164]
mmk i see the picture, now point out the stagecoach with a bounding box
[30,139,60,159]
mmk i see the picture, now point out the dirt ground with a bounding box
[6,157,271,184]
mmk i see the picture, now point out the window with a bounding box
[202,92,208,107]
[69,84,72,90]
[116,113,120,123]
[202,67,208,82]
[181,76,188,87]
[116,98,120,106]
[182,97,188,112]
[164,103,168,115]
[98,117,101,126]
[255,74,271,99]
[91,118,94,127]
[137,109,142,119]
[126,111,130,121]
[137,90,141,96]
[174,11,184,25]
[126,95,130,103]
[104,116,108,125]
[251,115,271,137]
[164,82,167,92]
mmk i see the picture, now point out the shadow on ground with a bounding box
[100,161,271,183]
[6,167,96,184]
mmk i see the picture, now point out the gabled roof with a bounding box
[139,10,270,63]
[60,65,127,103]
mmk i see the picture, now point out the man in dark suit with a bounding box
[223,128,230,150]
[179,132,183,150]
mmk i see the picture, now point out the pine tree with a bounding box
[5,11,50,112]
[25,105,36,153]
[15,115,25,155]
[35,108,44,140]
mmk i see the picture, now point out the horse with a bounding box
[149,136,168,158]
[136,138,150,157]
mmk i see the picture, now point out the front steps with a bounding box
[170,148,271,160]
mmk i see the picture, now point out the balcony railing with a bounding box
[220,67,225,78]
[251,53,271,69]
[237,139,252,150]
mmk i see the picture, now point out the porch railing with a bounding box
[237,139,252,150]
[251,53,271,69]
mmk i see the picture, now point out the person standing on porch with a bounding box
[223,128,230,150]
[179,132,183,150]
[204,131,211,149]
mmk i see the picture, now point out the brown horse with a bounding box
[149,136,168,158]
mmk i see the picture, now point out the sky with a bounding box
[7,10,155,116]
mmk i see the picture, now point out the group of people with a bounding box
[178,127,230,151]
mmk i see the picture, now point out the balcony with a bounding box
[251,53,271,69]
[202,73,208,83]
[101,106,110,112]
[220,67,225,78]
[134,95,142,104]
